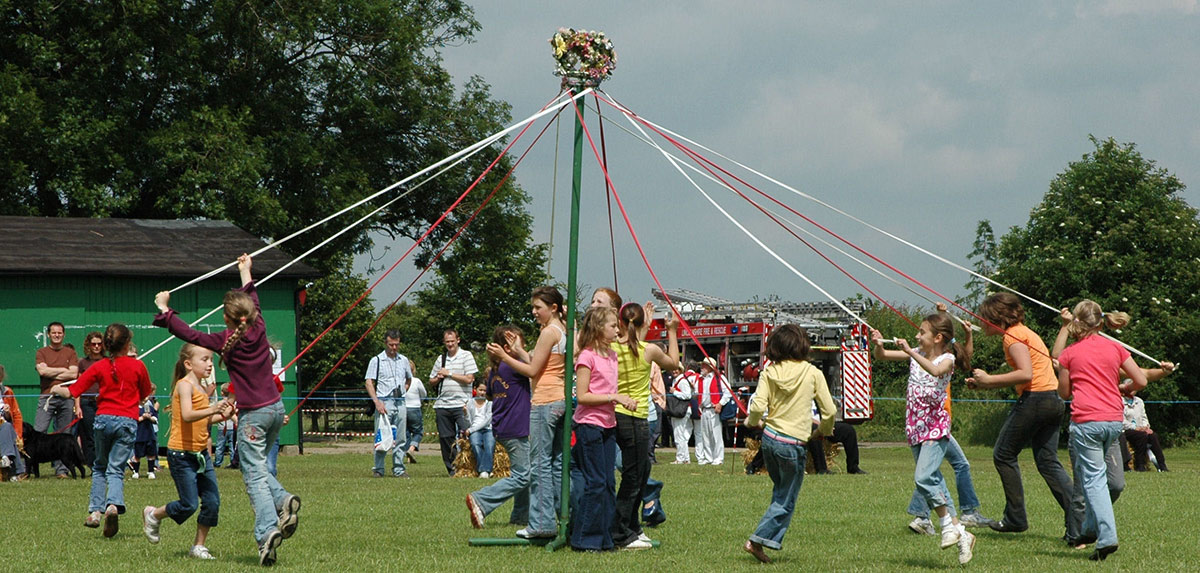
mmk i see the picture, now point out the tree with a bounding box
[0,0,507,274]
[961,220,997,309]
[993,136,1200,439]
[296,260,379,392]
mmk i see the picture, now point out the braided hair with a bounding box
[219,290,258,369]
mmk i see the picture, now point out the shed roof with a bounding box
[0,216,320,279]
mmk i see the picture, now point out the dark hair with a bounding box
[618,302,645,359]
[923,313,970,373]
[531,286,566,319]
[978,292,1025,330]
[103,323,132,357]
[764,324,810,363]
[487,324,523,371]
[47,321,64,333]
[577,307,617,355]
[385,329,401,341]
[442,329,459,339]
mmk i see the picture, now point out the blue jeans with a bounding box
[570,423,616,551]
[213,427,237,467]
[471,436,530,524]
[470,428,495,473]
[374,401,407,476]
[1066,423,1125,536]
[908,434,978,517]
[237,401,292,543]
[911,438,956,517]
[166,449,221,527]
[750,430,807,550]
[405,406,424,452]
[1070,421,1123,549]
[528,400,564,534]
[0,421,27,475]
[90,415,136,513]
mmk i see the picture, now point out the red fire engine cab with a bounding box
[645,288,875,423]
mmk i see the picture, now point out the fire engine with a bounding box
[645,288,875,424]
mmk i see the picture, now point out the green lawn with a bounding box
[3,444,1196,571]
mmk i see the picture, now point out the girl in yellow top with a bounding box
[609,301,680,550]
[743,324,835,563]
[141,344,233,560]
[965,292,1081,539]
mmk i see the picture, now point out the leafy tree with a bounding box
[296,260,378,392]
[962,220,997,309]
[0,0,508,274]
[993,136,1200,440]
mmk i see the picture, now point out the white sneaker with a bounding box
[957,530,976,564]
[142,506,161,543]
[940,524,961,549]
[622,539,653,550]
[147,471,156,480]
[480,472,491,478]
[637,532,652,543]
[515,528,555,539]
[959,511,996,528]
[0,455,11,468]
[131,472,140,479]
[190,545,216,560]
[908,517,936,536]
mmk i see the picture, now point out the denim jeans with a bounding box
[470,428,495,473]
[405,406,424,452]
[90,414,136,513]
[35,394,76,476]
[0,421,27,475]
[213,427,237,467]
[79,398,98,467]
[237,401,292,543]
[528,400,564,534]
[569,423,616,551]
[1070,421,1123,549]
[911,438,956,517]
[612,413,650,546]
[435,407,469,475]
[992,390,1075,531]
[471,436,530,523]
[1066,423,1124,541]
[166,449,221,526]
[908,434,979,517]
[750,430,807,550]
[374,400,407,476]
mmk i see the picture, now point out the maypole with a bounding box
[470,28,615,550]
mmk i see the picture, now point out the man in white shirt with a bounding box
[365,330,413,478]
[695,357,731,465]
[428,329,478,475]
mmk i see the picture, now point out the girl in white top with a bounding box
[465,382,495,478]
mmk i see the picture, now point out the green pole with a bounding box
[547,88,586,552]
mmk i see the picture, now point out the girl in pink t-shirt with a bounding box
[1053,300,1147,561]
[871,313,976,565]
[570,306,635,551]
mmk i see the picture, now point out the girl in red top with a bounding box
[1054,300,1147,561]
[52,323,153,538]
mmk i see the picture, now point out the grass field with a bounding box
[3,443,1197,571]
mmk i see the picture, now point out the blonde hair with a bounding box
[219,290,259,368]
[1067,300,1130,339]
[577,306,617,355]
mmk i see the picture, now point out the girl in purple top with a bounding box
[571,306,635,551]
[466,325,533,529]
[153,254,300,567]
[872,313,976,565]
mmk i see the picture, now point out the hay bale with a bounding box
[451,437,512,478]
[743,437,767,475]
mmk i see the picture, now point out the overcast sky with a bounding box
[356,1,1200,319]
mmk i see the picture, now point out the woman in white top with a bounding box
[465,382,495,477]
[404,378,427,462]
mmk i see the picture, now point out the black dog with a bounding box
[21,422,88,478]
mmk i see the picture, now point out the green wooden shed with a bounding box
[0,216,319,447]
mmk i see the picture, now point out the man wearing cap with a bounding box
[695,357,731,465]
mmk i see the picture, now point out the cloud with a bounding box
[1079,0,1199,17]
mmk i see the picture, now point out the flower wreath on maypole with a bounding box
[550,28,616,88]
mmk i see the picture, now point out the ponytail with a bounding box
[1068,300,1131,339]
[619,302,644,359]
[219,289,258,369]
[925,313,970,373]
[219,320,249,370]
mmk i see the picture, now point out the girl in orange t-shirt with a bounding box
[965,292,1080,539]
[141,344,233,560]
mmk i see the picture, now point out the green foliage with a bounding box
[0,0,501,274]
[296,259,378,391]
[993,136,1200,435]
[961,220,997,309]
